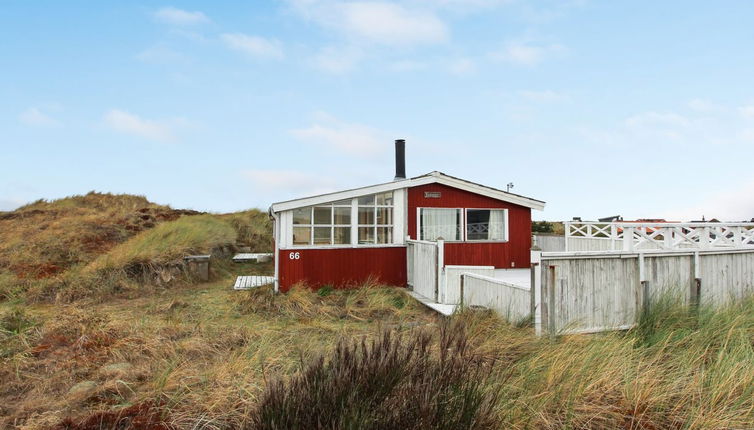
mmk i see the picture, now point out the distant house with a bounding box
[268,140,546,292]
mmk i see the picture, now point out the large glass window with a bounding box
[466,209,506,241]
[358,192,394,244]
[291,200,352,246]
[419,208,462,241]
[418,208,507,242]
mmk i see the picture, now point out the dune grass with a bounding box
[3,279,754,429]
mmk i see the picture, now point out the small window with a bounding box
[293,227,311,245]
[313,207,332,225]
[466,209,507,241]
[419,208,462,241]
[292,208,310,225]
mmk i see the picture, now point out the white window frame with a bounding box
[464,208,509,242]
[357,192,395,245]
[417,207,464,242]
[292,201,353,246]
[290,192,397,248]
[416,207,509,243]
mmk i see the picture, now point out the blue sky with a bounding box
[2,1,754,221]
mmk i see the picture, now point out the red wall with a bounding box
[408,183,532,268]
[278,247,407,292]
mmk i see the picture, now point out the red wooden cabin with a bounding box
[269,140,545,292]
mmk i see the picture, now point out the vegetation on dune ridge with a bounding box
[0,191,271,302]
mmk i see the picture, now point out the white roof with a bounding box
[269,171,545,212]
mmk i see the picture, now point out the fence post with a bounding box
[548,265,556,341]
[610,223,617,250]
[564,221,570,252]
[436,239,445,303]
[691,251,701,309]
[700,227,711,249]
[663,227,673,250]
[623,226,635,252]
[639,253,650,313]
[530,245,542,328]
[459,274,465,306]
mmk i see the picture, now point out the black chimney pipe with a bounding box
[394,139,406,180]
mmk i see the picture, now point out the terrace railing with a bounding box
[565,221,754,252]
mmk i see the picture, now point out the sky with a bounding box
[2,1,754,221]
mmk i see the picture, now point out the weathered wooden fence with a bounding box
[461,273,532,322]
[442,265,494,304]
[535,248,754,335]
[533,234,565,252]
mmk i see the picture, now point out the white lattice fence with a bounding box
[565,222,754,252]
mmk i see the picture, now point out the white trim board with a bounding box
[270,171,546,213]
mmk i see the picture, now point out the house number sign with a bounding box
[424,191,441,198]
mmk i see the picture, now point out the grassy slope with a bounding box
[0,192,271,302]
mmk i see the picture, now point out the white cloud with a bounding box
[288,1,448,46]
[624,112,690,129]
[739,105,754,119]
[663,178,754,221]
[448,58,476,76]
[243,169,338,196]
[311,46,363,73]
[519,90,567,103]
[221,33,284,59]
[490,41,566,66]
[18,107,60,127]
[291,113,388,157]
[389,59,427,72]
[578,101,754,150]
[154,7,209,25]
[104,109,185,143]
[688,98,725,113]
[416,0,512,9]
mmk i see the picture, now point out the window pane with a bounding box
[313,206,332,225]
[293,208,310,225]
[358,207,375,225]
[334,227,351,244]
[376,207,392,225]
[333,207,351,225]
[467,209,506,241]
[358,195,374,205]
[313,227,331,245]
[293,227,311,245]
[420,208,461,241]
[333,199,351,206]
[358,227,375,244]
[376,192,393,206]
[376,227,393,244]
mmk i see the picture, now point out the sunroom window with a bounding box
[292,199,352,246]
[466,209,507,241]
[358,192,394,244]
[419,208,462,241]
